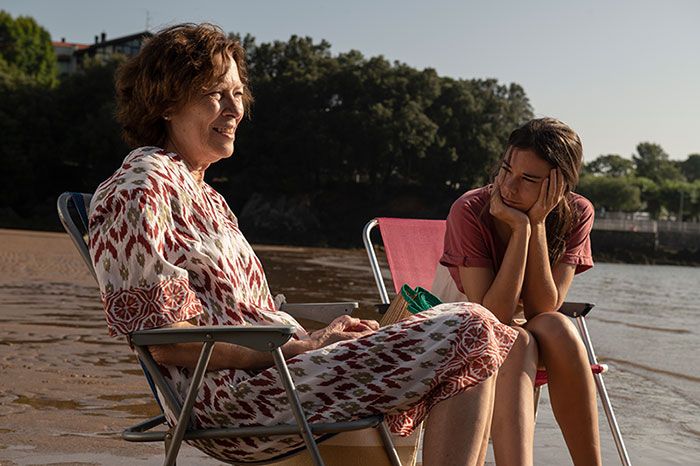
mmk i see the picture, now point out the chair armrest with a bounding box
[558,302,595,318]
[280,302,358,323]
[130,325,295,352]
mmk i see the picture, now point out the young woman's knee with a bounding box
[526,312,580,348]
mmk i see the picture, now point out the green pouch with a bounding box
[400,284,442,314]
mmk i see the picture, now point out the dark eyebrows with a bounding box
[523,173,543,181]
[502,160,545,181]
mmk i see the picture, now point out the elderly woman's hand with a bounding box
[308,315,379,349]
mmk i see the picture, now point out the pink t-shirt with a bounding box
[440,185,594,294]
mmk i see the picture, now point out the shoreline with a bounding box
[3,226,696,268]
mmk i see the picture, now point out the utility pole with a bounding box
[679,190,684,223]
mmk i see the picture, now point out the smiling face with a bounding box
[164,57,245,171]
[497,146,553,212]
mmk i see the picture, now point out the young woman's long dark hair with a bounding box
[491,118,584,265]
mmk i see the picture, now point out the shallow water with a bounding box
[561,263,700,464]
[0,243,699,464]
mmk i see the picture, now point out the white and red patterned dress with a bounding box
[89,147,517,462]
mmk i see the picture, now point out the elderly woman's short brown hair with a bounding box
[115,23,253,148]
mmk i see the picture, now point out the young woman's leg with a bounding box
[490,326,539,466]
[525,312,602,466]
[423,373,497,466]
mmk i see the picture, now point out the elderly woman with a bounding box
[88,23,517,466]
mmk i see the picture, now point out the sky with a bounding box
[4,0,699,161]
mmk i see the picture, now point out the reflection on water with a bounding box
[0,247,699,464]
[13,394,84,411]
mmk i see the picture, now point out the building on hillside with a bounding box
[52,39,89,75]
[52,31,152,75]
[75,31,152,64]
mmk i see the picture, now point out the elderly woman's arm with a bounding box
[147,316,379,371]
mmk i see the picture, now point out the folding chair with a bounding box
[57,192,404,466]
[362,217,631,466]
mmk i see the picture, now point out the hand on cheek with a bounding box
[490,174,529,229]
[528,168,564,224]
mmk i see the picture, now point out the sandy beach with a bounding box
[0,229,214,464]
[1,228,698,465]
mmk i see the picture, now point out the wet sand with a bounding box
[0,230,387,465]
[1,229,698,465]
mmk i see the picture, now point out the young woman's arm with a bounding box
[521,169,576,318]
[521,229,576,318]
[459,226,529,323]
[459,178,531,324]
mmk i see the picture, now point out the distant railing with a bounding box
[657,221,700,234]
[593,219,657,233]
[594,219,700,234]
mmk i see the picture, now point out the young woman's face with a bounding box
[497,147,554,212]
[165,58,245,168]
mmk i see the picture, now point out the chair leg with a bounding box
[574,317,632,466]
[592,372,632,466]
[164,432,177,466]
[377,421,403,466]
[272,348,325,466]
[164,341,215,466]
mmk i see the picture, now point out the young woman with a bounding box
[440,118,600,466]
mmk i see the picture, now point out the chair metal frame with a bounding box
[362,217,631,466]
[57,192,403,466]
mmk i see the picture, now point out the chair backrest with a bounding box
[363,217,446,303]
[57,192,96,281]
[56,191,171,414]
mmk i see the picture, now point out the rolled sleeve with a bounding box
[561,195,595,274]
[440,194,493,270]
[90,185,204,337]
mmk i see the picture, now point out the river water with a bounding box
[260,247,700,465]
[560,262,700,464]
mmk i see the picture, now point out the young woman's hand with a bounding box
[308,315,379,349]
[490,173,530,230]
[528,168,565,225]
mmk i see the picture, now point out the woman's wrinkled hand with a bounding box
[308,315,379,349]
[490,172,530,230]
[527,168,565,225]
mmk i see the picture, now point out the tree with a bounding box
[0,11,57,86]
[584,154,634,177]
[631,177,661,219]
[229,34,532,200]
[0,57,126,219]
[680,153,700,182]
[577,175,641,212]
[633,142,683,183]
[0,29,536,240]
[657,180,695,221]
[425,79,532,191]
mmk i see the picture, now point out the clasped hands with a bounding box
[490,168,565,230]
[308,315,379,349]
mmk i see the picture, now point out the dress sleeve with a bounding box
[440,196,493,269]
[89,186,203,337]
[561,196,595,274]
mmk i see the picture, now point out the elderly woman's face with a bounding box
[165,58,245,168]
